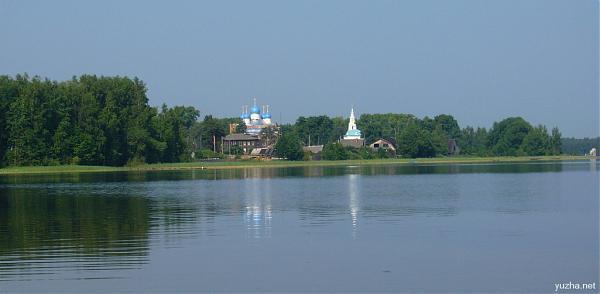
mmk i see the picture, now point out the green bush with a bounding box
[275,132,303,161]
[322,143,348,160]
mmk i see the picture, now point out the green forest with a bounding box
[0,74,242,166]
[277,113,563,160]
[0,74,574,166]
[561,137,599,155]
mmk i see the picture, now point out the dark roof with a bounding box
[303,145,324,153]
[340,139,364,148]
[370,138,396,148]
[382,137,397,147]
[250,147,274,157]
[224,133,260,141]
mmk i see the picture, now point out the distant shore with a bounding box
[0,155,595,176]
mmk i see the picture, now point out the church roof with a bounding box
[345,129,362,137]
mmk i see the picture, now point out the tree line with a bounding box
[561,137,599,155]
[0,74,245,167]
[0,74,568,166]
[276,113,563,160]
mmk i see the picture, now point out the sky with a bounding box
[0,0,598,137]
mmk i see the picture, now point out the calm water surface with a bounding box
[0,161,598,293]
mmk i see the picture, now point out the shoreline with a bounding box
[0,155,595,176]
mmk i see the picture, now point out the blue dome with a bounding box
[240,113,250,119]
[250,105,260,113]
[345,129,362,137]
[262,113,271,118]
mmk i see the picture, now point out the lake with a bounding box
[0,161,598,293]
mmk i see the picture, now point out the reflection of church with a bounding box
[348,174,360,238]
[242,177,272,239]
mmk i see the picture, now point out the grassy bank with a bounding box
[0,155,593,175]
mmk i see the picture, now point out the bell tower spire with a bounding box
[343,106,362,140]
[348,107,356,131]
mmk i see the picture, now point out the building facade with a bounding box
[369,138,396,152]
[223,133,260,154]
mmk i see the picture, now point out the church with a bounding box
[223,98,278,156]
[340,107,365,148]
[239,98,274,136]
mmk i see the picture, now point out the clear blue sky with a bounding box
[0,0,598,137]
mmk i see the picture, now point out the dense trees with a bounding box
[357,113,416,144]
[550,127,562,155]
[294,115,347,146]
[355,113,463,157]
[395,123,436,158]
[275,131,303,160]
[0,74,258,166]
[0,74,569,166]
[561,137,599,155]
[0,76,17,166]
[0,75,204,166]
[0,75,172,166]
[487,117,532,156]
[154,105,199,163]
[459,126,488,156]
[321,142,348,160]
[320,143,393,160]
[290,114,562,159]
[486,117,562,156]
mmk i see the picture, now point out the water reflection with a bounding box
[0,160,581,185]
[0,188,151,281]
[0,161,597,291]
[348,174,360,238]
[243,178,272,239]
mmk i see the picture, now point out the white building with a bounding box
[343,107,362,140]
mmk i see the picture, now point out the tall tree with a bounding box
[396,123,435,158]
[520,125,550,156]
[0,76,20,166]
[460,126,488,156]
[550,127,562,155]
[487,117,533,156]
[7,77,57,165]
[331,117,348,142]
[433,114,461,139]
[275,132,303,160]
[294,116,334,145]
[200,115,225,152]
[358,113,417,144]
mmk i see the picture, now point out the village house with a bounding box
[369,138,396,152]
[223,133,260,154]
[447,139,460,156]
